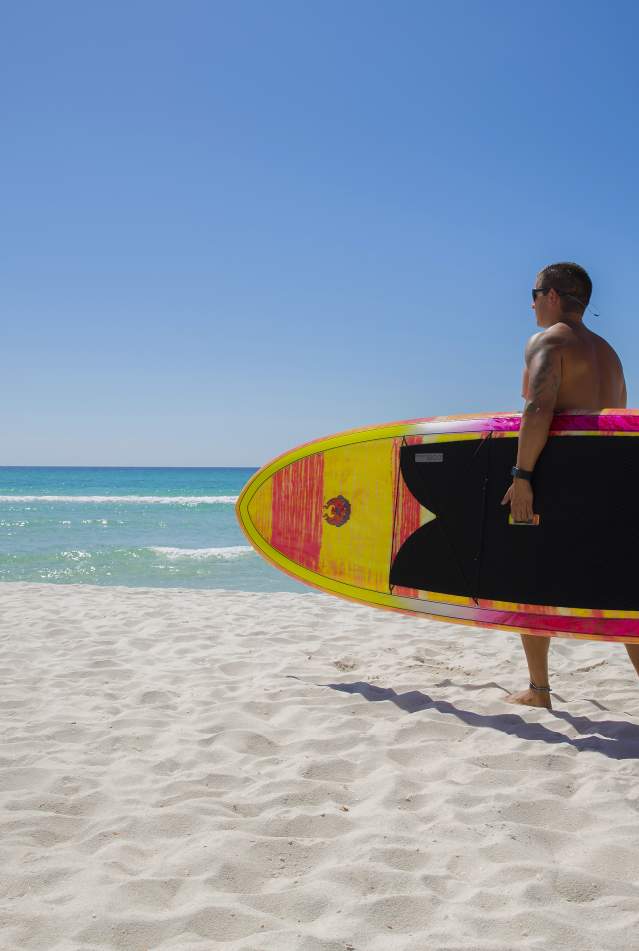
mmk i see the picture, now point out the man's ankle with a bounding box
[529,679,550,693]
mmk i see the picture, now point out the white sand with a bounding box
[2,583,639,951]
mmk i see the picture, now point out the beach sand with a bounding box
[2,582,639,950]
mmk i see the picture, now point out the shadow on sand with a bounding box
[323,680,639,761]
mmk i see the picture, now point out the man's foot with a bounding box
[505,686,552,709]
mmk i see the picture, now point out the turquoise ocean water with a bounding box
[0,468,306,592]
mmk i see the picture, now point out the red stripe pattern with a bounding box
[270,454,324,571]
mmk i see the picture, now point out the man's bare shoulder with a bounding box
[551,320,619,351]
[545,322,580,343]
[524,326,570,359]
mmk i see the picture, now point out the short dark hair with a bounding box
[538,262,592,314]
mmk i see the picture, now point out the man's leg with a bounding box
[625,643,639,677]
[505,634,552,709]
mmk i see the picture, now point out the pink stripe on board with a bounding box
[416,412,639,438]
[550,412,639,433]
[431,601,639,640]
[270,454,324,571]
[499,611,639,639]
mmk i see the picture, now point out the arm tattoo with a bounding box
[528,349,561,406]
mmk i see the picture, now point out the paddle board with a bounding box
[236,411,639,643]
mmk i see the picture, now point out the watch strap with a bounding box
[511,466,533,482]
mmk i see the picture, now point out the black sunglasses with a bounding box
[532,287,586,307]
[531,288,549,302]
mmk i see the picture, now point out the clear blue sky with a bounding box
[3,1,638,465]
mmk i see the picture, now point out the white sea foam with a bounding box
[150,546,253,560]
[0,495,238,506]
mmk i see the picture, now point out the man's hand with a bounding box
[501,479,534,523]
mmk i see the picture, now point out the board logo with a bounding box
[323,495,351,527]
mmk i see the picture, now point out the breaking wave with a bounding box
[149,546,253,560]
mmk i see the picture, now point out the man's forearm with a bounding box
[516,402,554,471]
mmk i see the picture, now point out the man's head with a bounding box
[532,262,592,328]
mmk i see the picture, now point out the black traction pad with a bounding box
[389,435,639,610]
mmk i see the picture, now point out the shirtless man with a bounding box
[501,261,639,708]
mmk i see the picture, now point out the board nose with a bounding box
[238,437,403,593]
[239,453,325,572]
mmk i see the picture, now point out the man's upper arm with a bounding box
[524,334,563,411]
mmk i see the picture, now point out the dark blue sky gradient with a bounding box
[3,1,638,464]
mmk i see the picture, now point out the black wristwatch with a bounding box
[511,466,534,482]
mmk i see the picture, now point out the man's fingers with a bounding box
[501,483,535,520]
[512,500,532,522]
